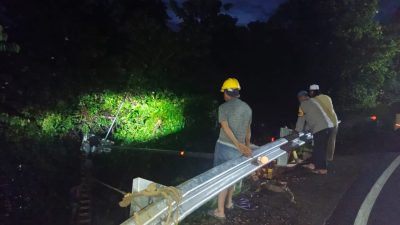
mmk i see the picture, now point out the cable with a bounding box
[103,95,127,141]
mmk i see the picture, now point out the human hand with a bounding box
[237,143,252,157]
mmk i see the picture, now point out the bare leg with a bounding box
[216,189,228,217]
[225,186,234,208]
[327,126,338,161]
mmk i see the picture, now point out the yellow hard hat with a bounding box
[220,78,241,92]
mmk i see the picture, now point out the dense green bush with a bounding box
[0,90,194,144]
[77,91,186,143]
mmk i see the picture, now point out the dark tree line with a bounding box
[0,0,399,115]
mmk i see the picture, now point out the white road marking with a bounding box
[354,155,400,225]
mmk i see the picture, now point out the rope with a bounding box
[119,183,182,225]
[94,179,182,225]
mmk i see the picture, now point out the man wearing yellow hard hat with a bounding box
[209,78,252,219]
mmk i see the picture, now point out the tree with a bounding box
[0,0,187,108]
[331,0,399,110]
[169,0,245,90]
[265,0,400,110]
[0,24,21,114]
[0,25,20,53]
[380,6,400,105]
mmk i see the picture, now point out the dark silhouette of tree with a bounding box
[169,0,240,86]
[0,25,20,53]
[263,0,399,110]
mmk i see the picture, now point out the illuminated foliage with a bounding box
[0,90,187,144]
[39,113,75,135]
[77,91,186,143]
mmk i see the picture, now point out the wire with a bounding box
[94,178,127,195]
[104,96,127,141]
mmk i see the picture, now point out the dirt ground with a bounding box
[181,155,362,225]
[181,131,400,225]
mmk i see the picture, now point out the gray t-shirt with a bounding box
[218,98,252,146]
[295,98,333,134]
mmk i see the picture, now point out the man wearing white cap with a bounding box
[309,84,338,161]
[296,90,333,174]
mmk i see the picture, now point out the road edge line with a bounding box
[354,154,400,225]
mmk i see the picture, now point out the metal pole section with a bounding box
[104,97,126,141]
[120,132,312,225]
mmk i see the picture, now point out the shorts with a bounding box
[213,142,241,166]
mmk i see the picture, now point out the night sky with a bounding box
[167,0,400,25]
[379,0,400,21]
[222,0,288,25]
[166,0,288,25]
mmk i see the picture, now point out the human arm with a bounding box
[295,106,305,132]
[220,121,252,157]
[245,125,251,147]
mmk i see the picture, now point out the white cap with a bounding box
[309,84,320,91]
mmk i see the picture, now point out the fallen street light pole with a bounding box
[120,131,313,225]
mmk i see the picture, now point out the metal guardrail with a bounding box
[120,131,312,225]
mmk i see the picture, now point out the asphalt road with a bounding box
[368,161,400,225]
[327,151,400,225]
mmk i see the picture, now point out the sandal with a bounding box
[235,198,255,211]
[302,163,315,170]
[238,197,249,203]
[207,210,226,220]
[235,202,256,211]
[311,169,328,175]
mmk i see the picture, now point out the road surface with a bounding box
[327,153,400,225]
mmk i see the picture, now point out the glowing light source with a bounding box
[179,150,185,157]
[257,156,269,164]
[370,115,377,121]
[271,137,276,142]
